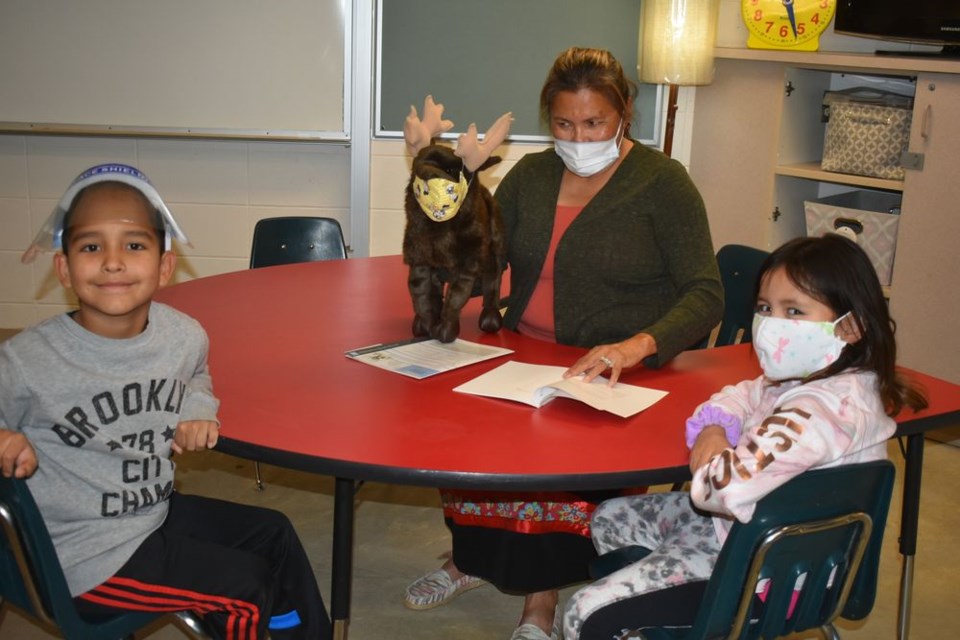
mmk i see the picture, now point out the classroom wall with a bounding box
[0,90,698,329]
[0,133,553,328]
[0,136,351,327]
[0,0,923,329]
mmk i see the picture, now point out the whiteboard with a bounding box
[0,0,349,140]
[376,0,662,144]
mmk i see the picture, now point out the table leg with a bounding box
[332,477,355,640]
[897,433,924,640]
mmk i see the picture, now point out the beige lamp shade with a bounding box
[639,0,720,86]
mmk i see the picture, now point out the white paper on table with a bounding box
[345,337,513,379]
[453,361,668,418]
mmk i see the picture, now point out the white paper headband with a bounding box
[21,163,190,264]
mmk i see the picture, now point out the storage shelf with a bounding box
[715,47,960,75]
[775,163,904,192]
[692,50,960,379]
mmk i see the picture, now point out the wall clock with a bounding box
[741,0,837,51]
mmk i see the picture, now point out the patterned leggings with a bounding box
[563,492,722,640]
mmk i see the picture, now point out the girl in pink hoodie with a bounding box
[563,234,928,640]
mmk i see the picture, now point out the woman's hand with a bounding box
[564,333,657,385]
[689,426,730,474]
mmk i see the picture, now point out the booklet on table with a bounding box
[345,337,513,380]
[453,360,668,418]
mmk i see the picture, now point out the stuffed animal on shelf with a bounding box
[402,96,512,343]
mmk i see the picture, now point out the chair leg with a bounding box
[821,623,841,640]
[254,461,265,491]
[171,610,212,638]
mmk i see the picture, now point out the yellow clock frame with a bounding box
[742,0,837,52]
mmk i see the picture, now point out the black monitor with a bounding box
[835,0,960,58]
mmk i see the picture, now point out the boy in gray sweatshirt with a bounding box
[0,164,330,640]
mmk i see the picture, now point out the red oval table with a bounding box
[156,256,960,640]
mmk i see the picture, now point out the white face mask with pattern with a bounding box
[553,119,623,177]
[752,312,851,380]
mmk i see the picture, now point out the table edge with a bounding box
[215,436,692,491]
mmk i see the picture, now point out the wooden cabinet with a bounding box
[888,73,960,383]
[689,49,960,382]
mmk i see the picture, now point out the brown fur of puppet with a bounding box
[402,144,505,343]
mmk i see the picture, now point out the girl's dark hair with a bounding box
[539,47,637,128]
[61,181,165,252]
[756,234,927,415]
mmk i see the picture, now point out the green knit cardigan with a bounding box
[495,142,723,367]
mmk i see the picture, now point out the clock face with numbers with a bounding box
[741,0,837,51]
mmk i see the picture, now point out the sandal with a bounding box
[510,603,562,640]
[403,568,486,610]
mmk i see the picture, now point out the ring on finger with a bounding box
[598,355,614,369]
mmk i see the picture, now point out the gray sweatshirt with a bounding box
[0,302,219,595]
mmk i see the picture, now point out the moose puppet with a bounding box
[402,96,512,343]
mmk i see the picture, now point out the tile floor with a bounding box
[1,329,958,639]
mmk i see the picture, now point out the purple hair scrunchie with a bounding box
[685,404,742,449]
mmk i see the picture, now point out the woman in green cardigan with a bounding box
[405,47,723,640]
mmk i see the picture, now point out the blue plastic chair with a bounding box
[0,476,208,639]
[631,460,895,640]
[697,244,770,349]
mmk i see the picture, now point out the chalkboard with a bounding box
[376,0,662,144]
[0,0,348,140]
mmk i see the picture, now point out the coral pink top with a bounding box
[517,204,584,342]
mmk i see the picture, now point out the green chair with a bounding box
[622,460,895,640]
[667,243,770,491]
[0,476,208,640]
[698,244,771,349]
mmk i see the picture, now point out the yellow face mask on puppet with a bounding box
[412,173,469,222]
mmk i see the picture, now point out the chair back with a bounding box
[700,244,770,349]
[646,460,895,640]
[249,216,347,268]
[0,476,162,639]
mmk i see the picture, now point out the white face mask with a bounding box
[752,312,851,381]
[553,120,623,177]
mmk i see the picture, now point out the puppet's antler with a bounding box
[404,96,513,171]
[456,112,513,172]
[404,95,454,157]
